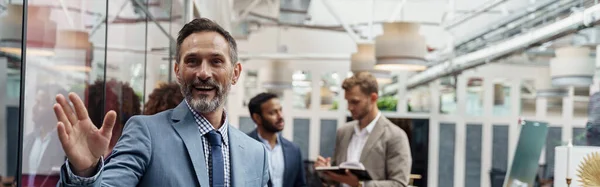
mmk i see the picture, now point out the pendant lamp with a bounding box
[350,43,392,84]
[550,46,594,87]
[261,60,293,90]
[374,22,427,71]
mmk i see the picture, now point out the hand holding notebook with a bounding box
[315,162,372,181]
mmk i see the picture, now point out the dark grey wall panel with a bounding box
[293,118,310,159]
[492,125,509,171]
[465,124,482,187]
[238,116,256,134]
[319,119,337,158]
[545,126,562,177]
[573,127,586,146]
[439,123,455,187]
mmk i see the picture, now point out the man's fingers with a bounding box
[56,94,78,125]
[57,122,69,148]
[100,111,117,138]
[68,93,89,121]
[53,104,72,134]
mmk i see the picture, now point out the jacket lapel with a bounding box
[359,118,385,163]
[337,125,354,165]
[171,102,210,187]
[229,128,247,187]
[281,140,294,187]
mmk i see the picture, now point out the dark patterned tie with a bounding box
[206,130,225,187]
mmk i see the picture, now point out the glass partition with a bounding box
[12,0,181,185]
[0,2,24,186]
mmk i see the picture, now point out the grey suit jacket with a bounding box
[332,116,412,187]
[247,129,307,187]
[58,102,270,187]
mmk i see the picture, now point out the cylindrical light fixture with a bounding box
[261,60,293,90]
[374,22,427,71]
[537,69,568,98]
[0,4,23,45]
[351,43,392,83]
[550,46,594,87]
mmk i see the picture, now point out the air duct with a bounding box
[407,3,600,89]
[374,22,427,71]
[550,46,594,87]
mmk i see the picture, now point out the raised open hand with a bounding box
[53,93,116,177]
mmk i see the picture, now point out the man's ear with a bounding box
[251,113,262,125]
[370,92,378,102]
[174,62,181,82]
[232,62,242,85]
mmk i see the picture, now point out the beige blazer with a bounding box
[332,116,412,187]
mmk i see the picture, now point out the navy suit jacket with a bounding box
[248,129,307,187]
[58,102,270,187]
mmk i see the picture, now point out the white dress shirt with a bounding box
[28,132,52,185]
[257,133,285,187]
[343,112,381,187]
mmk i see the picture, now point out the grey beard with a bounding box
[187,93,222,113]
[179,79,230,114]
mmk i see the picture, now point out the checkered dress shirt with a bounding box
[185,100,231,187]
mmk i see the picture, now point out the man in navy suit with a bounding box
[247,93,307,187]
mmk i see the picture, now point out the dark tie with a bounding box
[206,130,225,187]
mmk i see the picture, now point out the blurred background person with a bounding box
[86,79,141,157]
[143,82,184,115]
[315,72,412,187]
[22,84,67,187]
[247,92,307,187]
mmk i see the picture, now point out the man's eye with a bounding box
[212,59,223,64]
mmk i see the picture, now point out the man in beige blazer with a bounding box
[315,72,412,187]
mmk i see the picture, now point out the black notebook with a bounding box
[315,162,372,181]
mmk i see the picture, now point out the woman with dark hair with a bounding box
[144,82,184,115]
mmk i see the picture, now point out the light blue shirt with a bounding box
[257,132,285,187]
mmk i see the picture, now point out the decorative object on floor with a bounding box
[554,145,600,187]
[576,152,600,186]
[504,120,548,187]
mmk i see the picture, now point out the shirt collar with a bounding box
[185,99,229,146]
[257,131,281,146]
[354,112,381,135]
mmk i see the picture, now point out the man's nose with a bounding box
[196,60,212,80]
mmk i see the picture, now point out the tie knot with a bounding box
[206,130,222,146]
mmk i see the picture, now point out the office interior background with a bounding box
[3,0,600,186]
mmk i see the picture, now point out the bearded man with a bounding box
[246,92,307,187]
[52,18,270,187]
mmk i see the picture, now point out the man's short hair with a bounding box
[248,92,279,117]
[176,18,238,64]
[341,71,379,95]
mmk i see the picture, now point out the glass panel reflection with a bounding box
[292,71,311,110]
[378,75,397,112]
[493,79,511,116]
[243,70,260,107]
[520,79,536,116]
[440,76,457,114]
[407,85,430,113]
[20,0,108,186]
[0,2,22,185]
[466,77,483,116]
[320,72,340,111]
